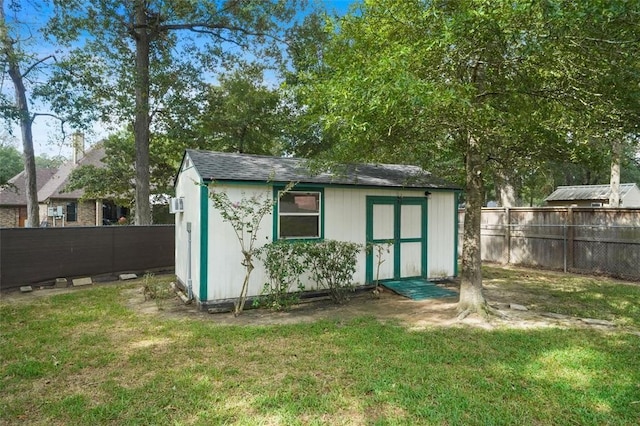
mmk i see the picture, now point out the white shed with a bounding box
[173,150,461,308]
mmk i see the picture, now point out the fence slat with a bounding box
[458,207,640,280]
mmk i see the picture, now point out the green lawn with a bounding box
[1,267,640,425]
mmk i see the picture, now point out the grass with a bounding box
[1,268,640,425]
[482,265,640,327]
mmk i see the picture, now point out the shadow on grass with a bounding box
[2,284,640,425]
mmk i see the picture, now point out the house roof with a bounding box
[0,168,58,206]
[545,183,639,202]
[38,144,106,201]
[183,150,461,190]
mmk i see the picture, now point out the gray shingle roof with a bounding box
[38,144,106,201]
[184,150,460,190]
[0,168,58,206]
[545,183,638,202]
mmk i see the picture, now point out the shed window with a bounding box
[66,202,77,222]
[277,191,321,239]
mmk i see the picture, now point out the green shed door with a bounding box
[366,196,427,283]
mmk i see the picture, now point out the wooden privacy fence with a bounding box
[0,225,175,291]
[458,207,640,280]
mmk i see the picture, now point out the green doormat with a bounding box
[382,279,458,300]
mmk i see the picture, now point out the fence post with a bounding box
[563,224,567,273]
[505,207,511,265]
[567,207,574,271]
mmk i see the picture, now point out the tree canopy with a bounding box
[291,0,640,315]
[45,0,306,224]
[0,142,22,186]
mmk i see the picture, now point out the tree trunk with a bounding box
[133,1,152,225]
[609,138,621,207]
[458,134,488,317]
[494,168,518,207]
[1,3,39,227]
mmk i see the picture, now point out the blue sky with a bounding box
[6,0,357,159]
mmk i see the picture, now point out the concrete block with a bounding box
[20,286,33,293]
[581,318,615,327]
[208,307,232,314]
[72,277,92,287]
[509,303,528,311]
[541,312,570,320]
[119,273,138,281]
[55,278,68,288]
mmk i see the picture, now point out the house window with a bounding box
[66,202,77,222]
[277,190,322,239]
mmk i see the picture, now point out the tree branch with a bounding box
[566,35,640,45]
[159,22,273,39]
[21,54,55,78]
[32,111,66,122]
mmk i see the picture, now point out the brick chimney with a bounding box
[72,132,85,164]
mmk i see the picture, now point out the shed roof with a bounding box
[0,168,58,206]
[183,150,460,190]
[544,183,638,202]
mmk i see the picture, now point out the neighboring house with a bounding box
[173,149,461,308]
[0,135,128,228]
[0,168,58,228]
[545,183,640,208]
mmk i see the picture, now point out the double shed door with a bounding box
[366,196,427,283]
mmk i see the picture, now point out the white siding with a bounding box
[622,187,640,208]
[206,185,276,301]
[178,180,457,303]
[372,204,394,239]
[372,244,395,280]
[401,204,422,239]
[174,162,204,300]
[427,191,456,278]
[401,242,422,277]
[325,187,441,284]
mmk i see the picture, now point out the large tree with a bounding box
[195,65,291,156]
[293,0,640,317]
[46,0,304,224]
[0,0,54,227]
[66,66,295,204]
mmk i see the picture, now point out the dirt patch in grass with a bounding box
[4,266,633,332]
[119,270,628,332]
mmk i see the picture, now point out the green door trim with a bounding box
[453,192,460,276]
[199,183,209,302]
[366,196,428,283]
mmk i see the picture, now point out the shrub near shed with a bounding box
[258,240,362,308]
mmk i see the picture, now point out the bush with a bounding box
[304,240,361,304]
[142,273,174,309]
[256,241,308,310]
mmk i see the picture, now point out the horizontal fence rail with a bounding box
[0,225,175,291]
[459,207,640,280]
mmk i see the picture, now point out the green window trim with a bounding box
[272,185,325,242]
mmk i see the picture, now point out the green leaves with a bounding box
[195,66,290,156]
[305,240,361,304]
[294,0,640,193]
[255,241,308,310]
[257,239,362,306]
[0,142,22,186]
